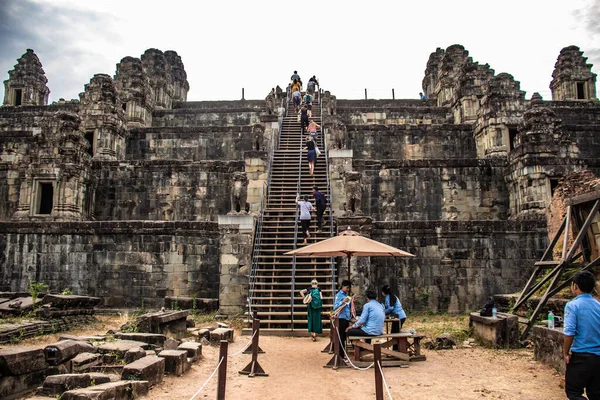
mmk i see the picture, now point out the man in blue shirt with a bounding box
[346,290,385,337]
[333,280,352,360]
[563,270,600,399]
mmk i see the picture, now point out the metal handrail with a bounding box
[248,91,287,318]
[290,94,302,331]
[319,91,337,298]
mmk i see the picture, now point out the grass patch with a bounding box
[406,312,472,342]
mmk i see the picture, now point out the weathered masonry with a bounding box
[0,44,598,315]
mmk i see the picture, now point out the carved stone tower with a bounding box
[2,49,50,107]
[550,46,597,101]
[165,51,190,102]
[79,74,128,160]
[114,57,155,128]
[141,49,174,110]
[506,93,580,219]
[422,47,444,101]
[452,61,494,124]
[434,45,470,107]
[12,111,92,220]
[474,73,526,158]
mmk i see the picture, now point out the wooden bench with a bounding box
[348,332,427,365]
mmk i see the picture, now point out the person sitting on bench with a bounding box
[346,290,385,341]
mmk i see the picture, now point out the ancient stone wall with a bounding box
[0,221,220,308]
[355,159,509,221]
[93,161,244,221]
[370,220,548,313]
[125,125,265,161]
[336,99,451,125]
[152,109,262,127]
[346,124,476,160]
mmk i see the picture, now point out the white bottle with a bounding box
[492,307,497,319]
[548,311,555,329]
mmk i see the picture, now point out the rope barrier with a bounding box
[335,325,374,371]
[227,330,258,357]
[377,361,394,400]
[189,356,225,400]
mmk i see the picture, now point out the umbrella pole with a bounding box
[347,256,351,283]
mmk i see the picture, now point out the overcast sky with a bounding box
[1,0,599,102]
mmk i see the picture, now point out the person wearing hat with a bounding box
[299,279,323,341]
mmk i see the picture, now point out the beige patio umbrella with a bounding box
[285,228,415,282]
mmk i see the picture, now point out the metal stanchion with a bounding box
[239,318,268,377]
[217,340,228,400]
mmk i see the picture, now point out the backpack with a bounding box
[480,298,494,317]
[310,288,322,309]
[304,95,312,104]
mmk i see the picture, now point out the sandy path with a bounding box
[150,335,564,400]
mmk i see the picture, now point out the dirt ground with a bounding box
[152,335,565,400]
[8,315,566,400]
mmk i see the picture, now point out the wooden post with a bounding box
[324,317,347,369]
[374,343,384,400]
[243,313,264,354]
[321,324,333,353]
[364,88,368,100]
[239,318,268,377]
[392,89,395,100]
[217,340,228,400]
[242,88,245,101]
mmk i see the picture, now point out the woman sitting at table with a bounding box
[382,285,407,350]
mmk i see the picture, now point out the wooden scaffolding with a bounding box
[513,189,600,340]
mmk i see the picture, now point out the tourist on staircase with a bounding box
[296,194,314,245]
[303,91,313,118]
[307,120,320,138]
[291,79,302,112]
[312,185,327,233]
[290,70,301,87]
[299,279,323,341]
[300,105,309,135]
[303,136,316,176]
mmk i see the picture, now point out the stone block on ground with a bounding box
[192,328,211,340]
[163,297,218,313]
[70,352,101,373]
[97,340,150,360]
[44,340,94,365]
[0,370,47,400]
[62,380,149,400]
[532,325,566,374]
[133,311,189,339]
[163,338,180,350]
[186,318,195,328]
[158,350,189,376]
[209,328,234,343]
[59,334,106,343]
[125,347,147,364]
[121,356,165,387]
[178,342,202,362]
[0,346,47,375]
[37,373,111,396]
[114,333,166,347]
[469,312,519,347]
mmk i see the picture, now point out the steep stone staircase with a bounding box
[248,94,336,333]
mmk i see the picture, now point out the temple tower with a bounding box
[422,47,444,101]
[141,49,175,110]
[434,45,470,107]
[165,50,190,102]
[114,57,155,128]
[506,93,580,219]
[12,111,92,220]
[452,61,494,124]
[550,46,597,101]
[79,74,128,160]
[473,73,526,158]
[2,49,50,107]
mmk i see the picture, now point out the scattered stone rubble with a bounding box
[0,310,234,399]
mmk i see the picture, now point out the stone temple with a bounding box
[0,45,598,330]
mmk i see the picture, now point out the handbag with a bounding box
[315,145,321,156]
[303,292,313,304]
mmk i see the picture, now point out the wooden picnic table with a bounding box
[348,331,427,366]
